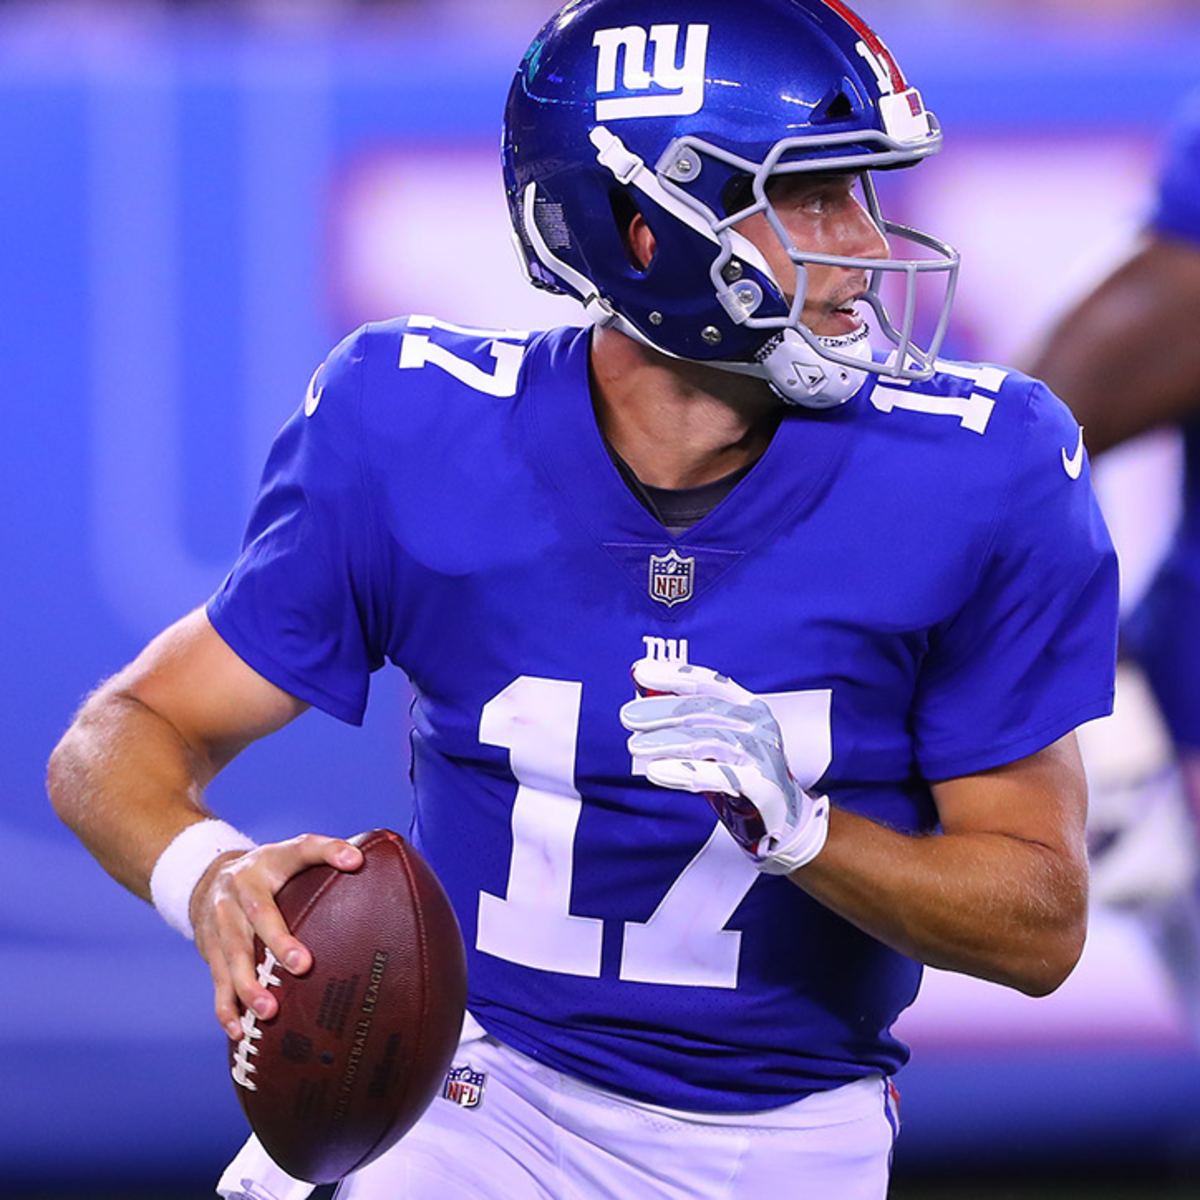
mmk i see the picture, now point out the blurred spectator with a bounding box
[1023,88,1200,1044]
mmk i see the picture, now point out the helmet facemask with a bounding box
[589,125,961,408]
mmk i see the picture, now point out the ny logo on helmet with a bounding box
[592,24,709,121]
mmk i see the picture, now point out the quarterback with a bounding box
[49,1,1118,1197]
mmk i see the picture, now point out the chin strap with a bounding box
[716,322,872,409]
[759,324,872,408]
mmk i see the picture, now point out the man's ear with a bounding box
[611,189,656,271]
[628,216,657,274]
[627,211,657,271]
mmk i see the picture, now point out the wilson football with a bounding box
[229,829,467,1184]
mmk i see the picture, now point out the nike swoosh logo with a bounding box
[1061,425,1084,480]
[304,364,325,417]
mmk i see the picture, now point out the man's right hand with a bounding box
[45,610,357,1039]
[191,834,364,1039]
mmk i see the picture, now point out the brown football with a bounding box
[228,829,467,1184]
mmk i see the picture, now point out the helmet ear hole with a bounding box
[610,188,654,273]
[812,77,865,125]
[823,92,853,120]
[721,174,756,219]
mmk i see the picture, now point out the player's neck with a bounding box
[589,326,782,491]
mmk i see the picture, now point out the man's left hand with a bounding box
[620,659,830,875]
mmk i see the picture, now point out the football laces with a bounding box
[231,948,283,1092]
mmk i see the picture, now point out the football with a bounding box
[229,829,467,1184]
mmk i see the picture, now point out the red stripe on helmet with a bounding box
[819,0,908,93]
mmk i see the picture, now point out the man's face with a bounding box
[734,172,889,338]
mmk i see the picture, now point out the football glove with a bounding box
[620,659,830,875]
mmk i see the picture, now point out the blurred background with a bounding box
[4,0,1200,1196]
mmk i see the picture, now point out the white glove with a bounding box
[620,659,830,875]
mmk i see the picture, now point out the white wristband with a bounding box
[149,818,257,941]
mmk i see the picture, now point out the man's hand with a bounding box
[620,659,830,875]
[191,834,363,1039]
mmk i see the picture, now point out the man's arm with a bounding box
[1023,235,1200,454]
[47,607,364,1038]
[623,661,1091,996]
[790,735,1088,996]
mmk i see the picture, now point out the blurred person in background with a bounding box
[48,1,1118,1197]
[1024,86,1200,1043]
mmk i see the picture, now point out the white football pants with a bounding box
[334,1016,899,1200]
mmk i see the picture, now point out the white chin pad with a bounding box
[759,324,872,409]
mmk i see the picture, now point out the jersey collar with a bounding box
[525,325,859,556]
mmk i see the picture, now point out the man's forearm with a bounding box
[792,806,1086,996]
[47,688,217,901]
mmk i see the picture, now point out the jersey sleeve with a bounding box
[1150,88,1200,245]
[912,381,1119,780]
[207,326,386,725]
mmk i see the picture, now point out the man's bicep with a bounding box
[931,734,1088,856]
[109,607,308,773]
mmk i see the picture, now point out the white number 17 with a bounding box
[475,675,832,990]
[398,315,528,398]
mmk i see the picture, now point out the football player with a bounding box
[1025,87,1200,1042]
[48,2,1119,1197]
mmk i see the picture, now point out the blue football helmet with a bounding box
[502,0,960,407]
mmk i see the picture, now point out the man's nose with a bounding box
[841,201,889,261]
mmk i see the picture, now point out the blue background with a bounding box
[4,3,1199,1191]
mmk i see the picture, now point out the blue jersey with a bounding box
[1125,89,1200,747]
[1150,88,1200,245]
[209,318,1117,1112]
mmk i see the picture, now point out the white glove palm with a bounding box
[620,659,830,875]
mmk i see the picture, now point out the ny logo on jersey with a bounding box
[649,549,695,607]
[642,635,690,663]
[592,24,710,121]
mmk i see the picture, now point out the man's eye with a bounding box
[768,177,853,213]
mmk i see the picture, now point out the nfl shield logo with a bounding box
[649,549,695,607]
[442,1063,487,1109]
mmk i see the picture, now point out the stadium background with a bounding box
[3,0,1198,1195]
